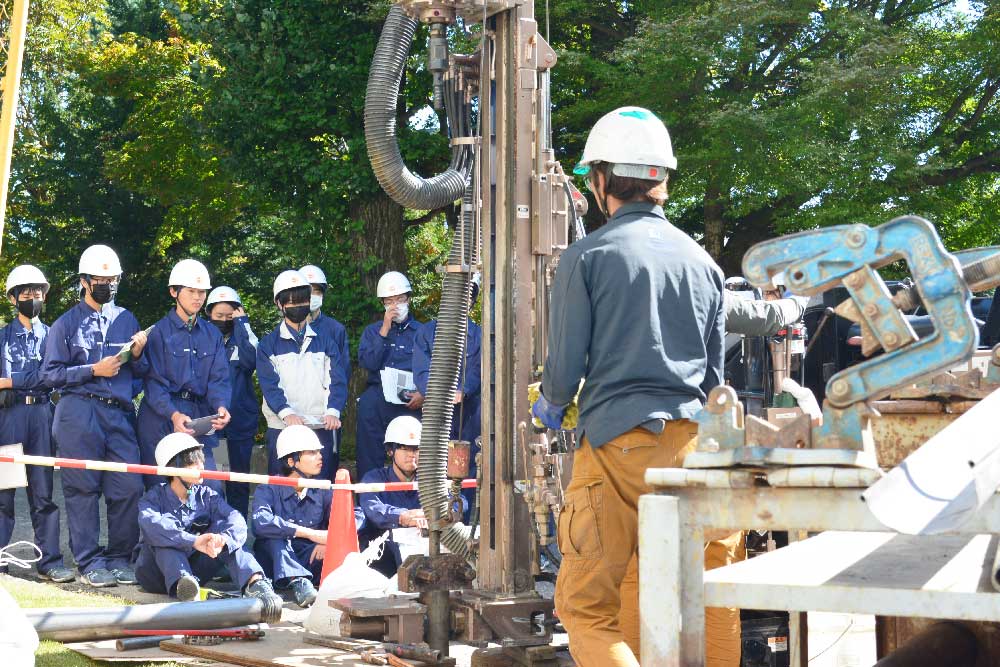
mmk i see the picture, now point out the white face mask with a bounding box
[387,302,409,323]
[310,294,323,312]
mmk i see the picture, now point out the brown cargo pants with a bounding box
[554,420,742,667]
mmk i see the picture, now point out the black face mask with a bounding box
[90,283,115,305]
[17,298,42,319]
[212,319,234,336]
[283,305,310,324]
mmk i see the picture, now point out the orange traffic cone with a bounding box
[320,467,361,583]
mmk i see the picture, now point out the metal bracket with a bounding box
[743,216,979,409]
[398,553,477,593]
[689,220,1000,469]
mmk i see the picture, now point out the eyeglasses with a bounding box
[383,295,409,306]
[88,277,118,286]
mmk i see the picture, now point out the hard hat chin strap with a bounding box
[289,453,316,479]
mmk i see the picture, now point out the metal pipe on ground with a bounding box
[116,636,171,651]
[26,597,280,643]
[873,622,977,667]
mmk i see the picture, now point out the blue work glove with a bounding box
[532,391,568,430]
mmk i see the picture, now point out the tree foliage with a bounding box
[549,0,1000,273]
[2,0,998,323]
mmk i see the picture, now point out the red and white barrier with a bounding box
[0,453,477,492]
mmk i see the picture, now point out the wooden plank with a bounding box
[158,623,371,666]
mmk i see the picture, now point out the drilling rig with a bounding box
[361,0,581,663]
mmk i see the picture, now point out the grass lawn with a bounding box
[2,575,191,667]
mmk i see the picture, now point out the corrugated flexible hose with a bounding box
[418,178,477,558]
[364,5,472,210]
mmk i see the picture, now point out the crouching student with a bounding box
[134,433,281,605]
[251,425,329,608]
[358,416,426,577]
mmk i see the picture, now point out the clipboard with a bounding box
[116,325,156,363]
[185,414,221,437]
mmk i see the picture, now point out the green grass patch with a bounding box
[2,575,190,667]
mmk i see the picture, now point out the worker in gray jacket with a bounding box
[724,290,808,337]
[531,106,740,667]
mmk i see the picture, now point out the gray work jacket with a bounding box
[724,291,807,337]
[542,202,725,448]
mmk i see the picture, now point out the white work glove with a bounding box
[780,378,822,425]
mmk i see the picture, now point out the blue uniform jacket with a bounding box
[138,483,248,554]
[358,317,422,387]
[411,319,481,399]
[251,484,332,540]
[0,318,49,395]
[41,301,149,405]
[143,311,231,419]
[257,322,348,428]
[223,316,259,440]
[310,312,351,388]
[359,466,421,530]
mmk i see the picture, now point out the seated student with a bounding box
[251,425,329,608]
[133,433,281,605]
[358,416,426,577]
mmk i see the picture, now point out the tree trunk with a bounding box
[703,180,725,262]
[339,190,406,471]
[350,189,407,296]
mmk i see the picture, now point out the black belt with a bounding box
[0,393,49,408]
[172,390,205,402]
[82,393,132,412]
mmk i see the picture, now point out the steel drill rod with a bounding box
[873,622,976,667]
[116,636,172,651]
[891,251,1000,312]
[26,598,278,642]
[425,526,450,657]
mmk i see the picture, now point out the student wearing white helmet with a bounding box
[251,425,330,608]
[537,107,739,666]
[256,270,348,479]
[41,244,150,588]
[0,266,73,583]
[205,285,260,518]
[299,264,351,402]
[137,259,231,495]
[355,271,424,480]
[358,415,426,577]
[133,433,280,605]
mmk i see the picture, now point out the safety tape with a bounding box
[0,453,477,493]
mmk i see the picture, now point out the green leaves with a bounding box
[551,0,1000,273]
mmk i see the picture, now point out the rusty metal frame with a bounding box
[637,479,1000,667]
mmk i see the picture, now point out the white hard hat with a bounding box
[376,271,412,298]
[273,270,309,300]
[384,415,421,447]
[6,265,49,295]
[574,106,676,178]
[79,244,122,277]
[168,259,211,290]
[276,424,323,460]
[299,265,327,286]
[155,432,203,468]
[206,286,241,308]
